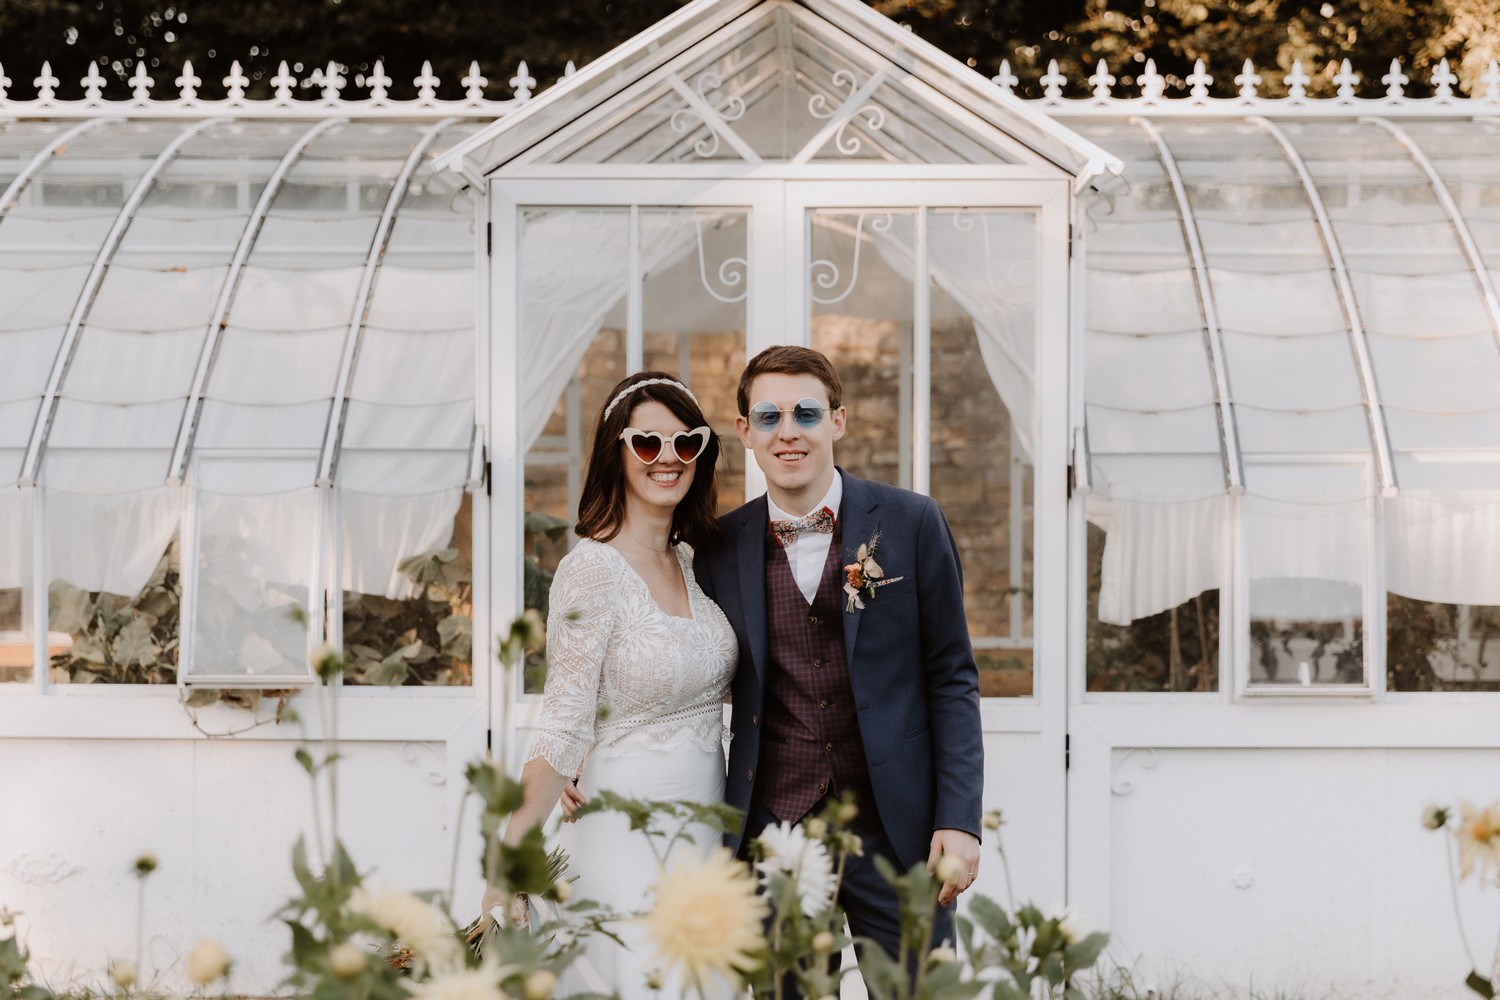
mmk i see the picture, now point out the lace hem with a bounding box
[591,718,728,759]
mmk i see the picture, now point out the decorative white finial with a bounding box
[1089,59,1116,98]
[1430,57,1457,98]
[1382,58,1408,97]
[34,61,59,101]
[1483,60,1500,99]
[1139,58,1165,99]
[321,61,345,101]
[272,60,296,101]
[130,61,154,101]
[462,61,487,100]
[1235,58,1261,98]
[414,60,439,100]
[510,61,536,100]
[564,60,577,77]
[1186,58,1212,99]
[991,58,1018,94]
[81,62,106,100]
[223,60,249,100]
[1333,58,1359,99]
[176,60,201,100]
[367,59,392,100]
[1040,59,1066,99]
[0,64,11,101]
[1285,58,1310,99]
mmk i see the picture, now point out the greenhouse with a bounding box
[2,0,1499,995]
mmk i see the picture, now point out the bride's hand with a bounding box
[560,778,588,821]
[481,885,531,930]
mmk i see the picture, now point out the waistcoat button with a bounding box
[824,742,833,752]
[747,770,755,781]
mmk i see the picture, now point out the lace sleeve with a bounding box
[527,544,618,776]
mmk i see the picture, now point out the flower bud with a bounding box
[928,946,956,965]
[522,609,547,652]
[982,810,1003,831]
[328,942,365,981]
[1422,804,1450,831]
[552,877,573,903]
[645,970,664,990]
[835,802,859,825]
[523,969,558,1000]
[133,853,158,877]
[805,818,828,839]
[185,939,231,985]
[811,930,836,954]
[110,961,139,989]
[933,855,966,885]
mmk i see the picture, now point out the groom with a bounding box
[695,345,983,964]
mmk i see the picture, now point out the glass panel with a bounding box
[343,493,472,687]
[521,207,628,695]
[550,5,1018,167]
[1388,596,1500,691]
[809,209,916,490]
[1244,464,1370,689]
[190,479,315,680]
[928,209,1037,697]
[640,208,748,514]
[47,538,179,685]
[1087,524,1220,693]
[0,487,27,682]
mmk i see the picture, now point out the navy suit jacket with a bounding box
[695,469,984,869]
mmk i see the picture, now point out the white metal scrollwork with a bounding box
[807,69,887,157]
[669,70,750,160]
[808,212,893,306]
[688,212,748,305]
[1110,747,1159,796]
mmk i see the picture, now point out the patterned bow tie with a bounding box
[770,506,836,548]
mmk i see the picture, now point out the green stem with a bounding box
[1445,831,1480,972]
[134,878,145,972]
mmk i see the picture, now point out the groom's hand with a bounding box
[929,828,981,907]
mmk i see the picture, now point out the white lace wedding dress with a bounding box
[529,539,738,999]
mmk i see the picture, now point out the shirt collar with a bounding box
[767,472,843,524]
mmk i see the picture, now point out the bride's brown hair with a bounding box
[574,372,723,548]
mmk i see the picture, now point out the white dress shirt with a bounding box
[766,474,844,604]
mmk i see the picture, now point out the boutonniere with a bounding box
[843,530,905,613]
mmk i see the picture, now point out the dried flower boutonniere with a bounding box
[843,530,905,613]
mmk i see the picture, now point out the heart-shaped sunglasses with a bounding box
[618,426,711,465]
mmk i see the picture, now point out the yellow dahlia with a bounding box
[1456,799,1500,882]
[642,848,768,989]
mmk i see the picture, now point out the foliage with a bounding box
[0,0,1490,103]
[0,916,54,1000]
[1387,595,1500,692]
[1424,800,1500,997]
[47,543,179,685]
[343,544,472,687]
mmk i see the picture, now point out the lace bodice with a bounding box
[528,539,737,776]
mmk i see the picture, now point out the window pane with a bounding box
[928,209,1037,698]
[1086,522,1220,693]
[0,586,27,683]
[1388,596,1500,691]
[809,209,916,490]
[47,539,179,685]
[191,488,314,680]
[343,493,473,687]
[1245,467,1369,689]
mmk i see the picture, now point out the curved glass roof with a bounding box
[1072,116,1500,506]
[0,118,481,499]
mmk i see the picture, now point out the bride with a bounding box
[483,372,737,999]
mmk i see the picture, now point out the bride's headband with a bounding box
[602,377,700,420]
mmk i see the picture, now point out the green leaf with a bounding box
[295,748,316,775]
[366,651,410,686]
[1063,931,1109,971]
[111,617,160,667]
[291,837,316,895]
[524,510,569,541]
[990,979,1029,1000]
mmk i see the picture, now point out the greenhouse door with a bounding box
[490,176,1074,909]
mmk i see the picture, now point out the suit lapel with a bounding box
[838,470,878,664]
[735,497,770,685]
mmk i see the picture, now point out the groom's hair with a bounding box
[736,345,844,415]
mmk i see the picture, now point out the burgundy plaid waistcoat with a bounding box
[755,520,875,825]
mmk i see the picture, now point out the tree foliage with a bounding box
[0,0,1494,101]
